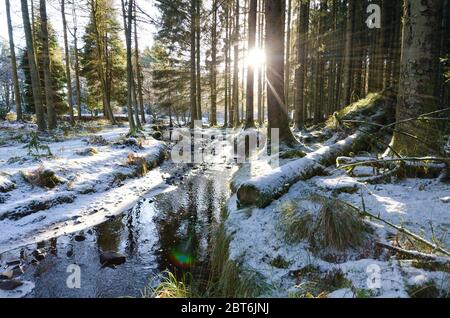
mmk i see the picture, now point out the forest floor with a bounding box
[226,127,450,298]
[0,120,168,254]
[0,113,449,298]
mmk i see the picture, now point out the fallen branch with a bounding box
[376,241,450,268]
[337,157,450,170]
[339,199,450,257]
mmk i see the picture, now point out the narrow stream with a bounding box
[0,153,235,297]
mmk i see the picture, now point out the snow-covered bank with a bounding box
[0,122,169,253]
[226,172,450,297]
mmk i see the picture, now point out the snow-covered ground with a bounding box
[226,136,450,298]
[0,121,169,253]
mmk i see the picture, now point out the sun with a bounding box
[246,48,266,69]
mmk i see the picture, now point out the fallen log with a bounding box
[236,92,395,208]
[237,130,370,208]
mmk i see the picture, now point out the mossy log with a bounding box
[237,130,372,208]
[237,93,394,208]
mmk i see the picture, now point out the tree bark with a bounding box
[190,0,197,128]
[134,1,146,124]
[257,0,264,125]
[121,0,137,133]
[232,0,240,126]
[224,1,229,127]
[196,0,202,121]
[245,0,257,128]
[22,0,46,131]
[40,0,57,130]
[72,3,82,121]
[342,0,354,108]
[392,0,444,156]
[294,0,309,130]
[61,0,74,126]
[265,0,298,146]
[210,0,218,126]
[6,0,22,121]
[284,0,292,115]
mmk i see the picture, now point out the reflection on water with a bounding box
[0,163,233,298]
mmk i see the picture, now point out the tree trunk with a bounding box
[40,0,57,130]
[342,0,354,108]
[121,0,137,133]
[196,0,202,122]
[265,0,298,146]
[190,0,197,128]
[22,0,46,131]
[245,0,257,128]
[72,3,82,121]
[134,1,146,124]
[294,0,309,129]
[61,0,74,126]
[392,0,444,156]
[232,0,240,126]
[257,0,264,125]
[284,0,292,115]
[210,0,218,126]
[6,0,22,121]
[224,1,229,127]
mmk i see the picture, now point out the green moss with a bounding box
[280,149,307,159]
[326,92,388,129]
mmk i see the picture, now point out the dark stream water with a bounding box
[0,159,234,297]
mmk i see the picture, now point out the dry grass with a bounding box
[126,153,148,177]
[23,166,62,189]
[280,194,369,250]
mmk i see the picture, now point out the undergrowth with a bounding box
[279,194,370,250]
[145,208,267,298]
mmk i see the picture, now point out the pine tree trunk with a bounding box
[40,0,57,130]
[240,0,248,124]
[392,0,444,156]
[61,0,74,126]
[134,1,146,124]
[244,0,257,128]
[224,1,229,127]
[22,0,46,131]
[232,0,240,126]
[257,0,264,125]
[210,0,218,126]
[72,3,82,121]
[190,0,197,128]
[294,0,309,129]
[6,0,22,121]
[196,0,202,121]
[121,0,136,133]
[265,0,297,146]
[284,0,292,115]
[342,0,354,108]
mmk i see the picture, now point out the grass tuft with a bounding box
[279,194,369,250]
[22,166,62,189]
[126,153,148,177]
